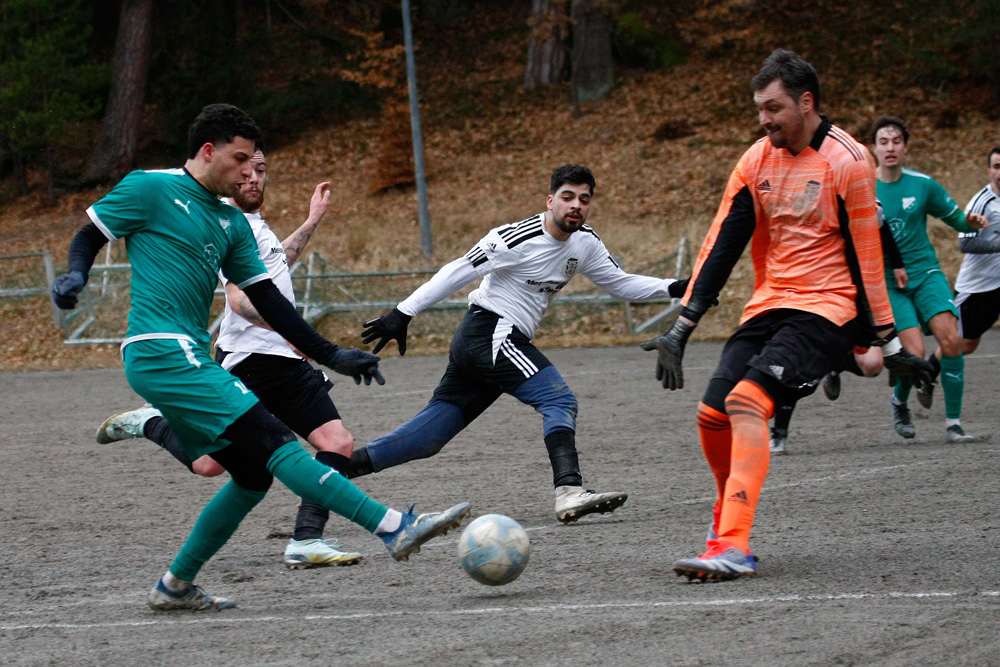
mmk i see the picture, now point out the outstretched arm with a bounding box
[282,182,330,265]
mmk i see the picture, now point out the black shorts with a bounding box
[216,350,340,438]
[430,306,553,423]
[957,287,1000,340]
[712,309,857,401]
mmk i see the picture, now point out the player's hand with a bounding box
[640,318,695,390]
[893,268,908,290]
[51,271,87,310]
[362,307,412,356]
[668,277,688,298]
[880,336,934,387]
[968,213,989,230]
[328,348,386,386]
[308,182,331,223]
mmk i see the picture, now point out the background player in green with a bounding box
[51,103,470,611]
[870,116,987,442]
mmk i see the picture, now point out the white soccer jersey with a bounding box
[399,213,674,339]
[955,184,1000,297]
[214,210,301,369]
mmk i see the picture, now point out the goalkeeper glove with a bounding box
[51,271,87,310]
[327,348,386,386]
[361,307,412,356]
[640,318,695,390]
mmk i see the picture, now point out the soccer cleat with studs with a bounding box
[96,406,161,444]
[891,399,916,439]
[381,502,471,561]
[284,538,363,569]
[148,578,235,612]
[822,371,841,401]
[945,424,975,443]
[554,486,628,523]
[769,427,788,455]
[673,542,757,582]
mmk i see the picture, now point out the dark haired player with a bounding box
[52,103,469,611]
[355,164,689,523]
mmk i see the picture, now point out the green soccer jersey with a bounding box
[87,168,267,348]
[877,167,971,279]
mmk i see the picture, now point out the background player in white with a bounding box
[354,164,689,522]
[97,146,365,568]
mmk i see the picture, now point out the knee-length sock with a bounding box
[697,402,732,537]
[940,354,965,421]
[718,381,774,553]
[292,451,350,541]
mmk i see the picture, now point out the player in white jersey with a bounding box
[923,146,1000,371]
[97,148,365,568]
[353,164,688,522]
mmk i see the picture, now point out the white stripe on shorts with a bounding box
[179,339,202,368]
[501,339,539,378]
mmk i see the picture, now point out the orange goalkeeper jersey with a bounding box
[682,118,894,331]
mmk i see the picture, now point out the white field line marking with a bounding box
[2,590,997,633]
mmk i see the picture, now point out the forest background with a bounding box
[1,0,997,371]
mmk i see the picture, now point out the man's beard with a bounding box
[233,188,264,212]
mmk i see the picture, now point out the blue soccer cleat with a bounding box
[382,502,471,561]
[673,543,757,582]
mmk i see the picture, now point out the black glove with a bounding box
[668,277,688,298]
[640,318,695,390]
[361,307,412,356]
[51,271,87,310]
[878,334,934,388]
[328,348,386,386]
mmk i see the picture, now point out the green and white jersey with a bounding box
[876,168,970,279]
[87,168,268,349]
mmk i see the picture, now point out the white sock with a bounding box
[946,418,961,427]
[891,396,904,406]
[375,509,403,535]
[162,571,191,593]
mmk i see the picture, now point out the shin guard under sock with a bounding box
[268,442,386,533]
[544,429,583,488]
[143,416,195,473]
[169,480,266,581]
[292,451,347,541]
[718,380,775,552]
[939,354,964,420]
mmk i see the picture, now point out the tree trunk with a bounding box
[81,0,155,187]
[524,0,569,89]
[570,0,614,103]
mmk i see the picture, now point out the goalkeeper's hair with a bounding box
[751,49,821,111]
[187,103,262,159]
[551,164,595,196]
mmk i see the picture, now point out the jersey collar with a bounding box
[182,167,225,203]
[808,116,832,153]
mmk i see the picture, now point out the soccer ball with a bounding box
[457,514,530,586]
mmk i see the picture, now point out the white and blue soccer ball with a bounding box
[457,514,530,586]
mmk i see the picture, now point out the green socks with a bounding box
[939,354,964,420]
[170,480,266,581]
[267,442,387,533]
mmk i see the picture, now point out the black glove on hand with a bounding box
[361,307,412,356]
[668,277,688,298]
[328,348,386,386]
[880,336,934,388]
[51,271,87,310]
[640,318,695,390]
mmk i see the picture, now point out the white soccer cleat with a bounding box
[284,538,363,569]
[554,486,628,523]
[769,428,788,455]
[96,406,162,444]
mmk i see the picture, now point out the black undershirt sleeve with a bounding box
[879,223,904,270]
[67,223,109,278]
[681,185,757,322]
[241,279,341,367]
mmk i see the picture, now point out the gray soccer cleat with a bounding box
[148,579,235,612]
[381,502,471,561]
[916,380,935,410]
[96,406,161,444]
[822,371,841,401]
[284,538,363,569]
[769,427,788,455]
[891,400,916,439]
[945,424,975,443]
[555,486,628,523]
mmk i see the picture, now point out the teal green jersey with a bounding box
[87,168,267,348]
[877,168,970,278]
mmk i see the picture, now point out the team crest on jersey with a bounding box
[791,180,822,218]
[902,196,916,212]
[564,257,579,277]
[219,217,231,234]
[203,244,220,271]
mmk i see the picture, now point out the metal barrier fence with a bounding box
[5,239,689,345]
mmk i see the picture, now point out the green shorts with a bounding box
[887,269,958,335]
[123,338,259,459]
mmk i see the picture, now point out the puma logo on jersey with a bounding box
[902,196,916,211]
[174,199,191,214]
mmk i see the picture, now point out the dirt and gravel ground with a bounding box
[2,337,999,666]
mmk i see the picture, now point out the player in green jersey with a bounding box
[52,104,470,611]
[871,116,987,443]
